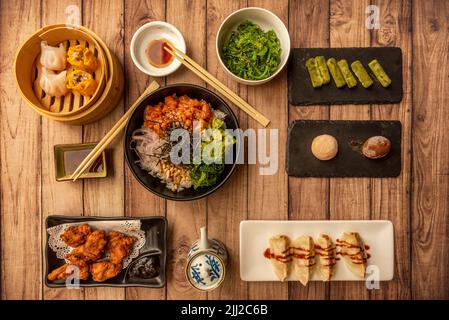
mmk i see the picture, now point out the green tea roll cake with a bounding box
[350,60,373,88]
[326,58,346,88]
[368,59,392,87]
[337,59,357,88]
[315,56,330,84]
[306,58,323,88]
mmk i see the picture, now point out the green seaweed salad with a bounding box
[221,21,282,81]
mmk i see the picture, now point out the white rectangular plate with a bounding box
[240,220,394,281]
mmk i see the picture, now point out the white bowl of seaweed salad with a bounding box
[216,7,290,85]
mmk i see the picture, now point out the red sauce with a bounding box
[292,253,315,260]
[338,251,368,264]
[145,39,174,68]
[336,239,363,249]
[263,248,291,263]
[264,240,371,265]
[264,247,315,263]
[315,244,336,251]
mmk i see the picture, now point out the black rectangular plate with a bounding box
[45,215,167,288]
[286,120,402,177]
[288,47,403,105]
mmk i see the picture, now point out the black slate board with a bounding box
[286,120,402,177]
[45,215,166,288]
[288,47,403,105]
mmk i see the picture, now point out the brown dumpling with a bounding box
[291,235,315,286]
[267,235,291,281]
[362,136,391,159]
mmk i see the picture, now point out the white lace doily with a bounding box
[47,220,146,269]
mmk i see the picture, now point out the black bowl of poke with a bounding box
[124,84,240,201]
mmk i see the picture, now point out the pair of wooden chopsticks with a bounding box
[164,46,271,127]
[69,81,160,181]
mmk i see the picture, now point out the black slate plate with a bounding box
[286,120,402,177]
[45,215,166,288]
[288,47,403,105]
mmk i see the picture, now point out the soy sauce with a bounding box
[146,39,174,68]
[64,148,103,174]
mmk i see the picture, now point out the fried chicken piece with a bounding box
[90,261,122,282]
[60,224,92,247]
[47,261,89,281]
[107,231,137,264]
[66,230,107,263]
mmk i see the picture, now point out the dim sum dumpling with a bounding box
[39,66,69,97]
[40,41,67,71]
[316,234,336,281]
[338,232,367,278]
[267,235,290,281]
[291,235,315,286]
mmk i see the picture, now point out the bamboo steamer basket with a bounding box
[16,27,106,117]
[15,24,123,125]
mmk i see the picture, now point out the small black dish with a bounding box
[124,84,240,201]
[286,120,402,177]
[288,47,403,105]
[45,215,166,288]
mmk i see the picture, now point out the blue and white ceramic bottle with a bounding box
[186,227,228,291]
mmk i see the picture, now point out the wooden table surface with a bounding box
[1,0,448,300]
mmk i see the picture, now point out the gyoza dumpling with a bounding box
[39,66,69,97]
[266,235,290,281]
[315,234,336,281]
[40,41,67,71]
[338,232,367,278]
[291,235,315,286]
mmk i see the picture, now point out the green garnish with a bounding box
[221,20,282,81]
[190,163,225,189]
[189,117,236,189]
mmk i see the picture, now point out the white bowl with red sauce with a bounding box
[130,21,186,77]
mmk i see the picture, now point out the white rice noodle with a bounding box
[131,128,192,192]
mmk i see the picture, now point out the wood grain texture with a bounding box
[247,0,289,300]
[165,0,207,300]
[1,0,449,300]
[411,0,449,299]
[329,0,370,300]
[206,0,249,300]
[288,0,330,300]
[41,0,85,301]
[123,0,166,301]
[83,0,125,300]
[0,0,42,300]
[369,0,412,300]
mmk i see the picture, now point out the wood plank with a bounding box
[165,0,207,300]
[329,0,370,300]
[83,0,125,300]
[247,0,289,300]
[288,0,330,300]
[124,0,166,301]
[369,0,412,300]
[206,0,248,300]
[411,0,449,299]
[41,0,85,301]
[0,0,42,300]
